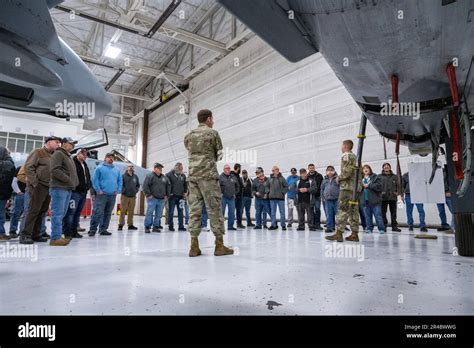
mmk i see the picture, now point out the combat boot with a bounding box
[345,232,359,242]
[214,235,234,256]
[189,236,202,257]
[325,230,343,242]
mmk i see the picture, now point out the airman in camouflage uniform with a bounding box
[326,139,360,242]
[184,109,234,257]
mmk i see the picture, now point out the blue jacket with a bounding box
[286,175,299,199]
[93,163,122,195]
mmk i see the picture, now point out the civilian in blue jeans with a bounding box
[219,164,239,230]
[286,168,299,227]
[321,166,340,232]
[266,166,288,230]
[402,172,427,231]
[64,148,91,238]
[89,153,122,236]
[241,170,255,227]
[360,165,385,234]
[9,175,25,238]
[143,163,170,233]
[253,167,270,229]
[49,138,79,245]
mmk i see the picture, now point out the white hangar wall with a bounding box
[146,36,448,226]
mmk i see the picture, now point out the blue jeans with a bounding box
[255,199,270,226]
[325,199,338,230]
[221,197,235,228]
[64,192,87,235]
[9,194,25,233]
[168,195,185,229]
[201,205,208,228]
[270,199,286,227]
[359,204,367,230]
[90,194,116,233]
[184,200,189,224]
[20,191,46,235]
[363,203,385,232]
[437,196,454,228]
[313,196,321,226]
[145,197,165,228]
[235,196,243,225]
[49,188,72,240]
[242,196,252,224]
[0,199,6,235]
[405,194,426,228]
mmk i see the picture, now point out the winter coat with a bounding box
[265,173,289,200]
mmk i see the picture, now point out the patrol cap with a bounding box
[61,137,77,145]
[255,166,264,174]
[44,136,62,143]
[154,162,164,169]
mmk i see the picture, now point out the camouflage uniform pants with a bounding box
[188,179,225,237]
[335,189,359,233]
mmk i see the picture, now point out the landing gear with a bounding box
[444,62,474,256]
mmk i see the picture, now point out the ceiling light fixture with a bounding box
[104,45,121,59]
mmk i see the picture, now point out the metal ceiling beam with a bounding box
[55,4,228,54]
[146,0,182,38]
[105,68,125,91]
[80,55,185,83]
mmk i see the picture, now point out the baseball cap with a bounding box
[61,137,77,145]
[105,152,115,158]
[76,147,88,154]
[255,166,263,173]
[291,168,297,172]
[44,136,62,143]
[154,162,164,169]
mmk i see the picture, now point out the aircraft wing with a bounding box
[218,0,318,63]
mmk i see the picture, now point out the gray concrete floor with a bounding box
[0,215,473,315]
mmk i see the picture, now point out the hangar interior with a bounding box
[0,0,473,316]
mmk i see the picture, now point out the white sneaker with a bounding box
[201,227,210,232]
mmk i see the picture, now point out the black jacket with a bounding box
[308,171,323,198]
[360,174,383,206]
[143,172,170,199]
[402,172,410,195]
[219,172,239,199]
[166,170,187,197]
[0,146,15,200]
[122,172,140,197]
[230,171,243,197]
[380,171,398,201]
[241,176,253,197]
[73,156,91,195]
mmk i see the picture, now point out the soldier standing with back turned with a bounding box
[326,139,360,242]
[184,109,234,257]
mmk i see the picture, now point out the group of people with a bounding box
[0,109,455,250]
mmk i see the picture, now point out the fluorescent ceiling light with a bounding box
[104,45,121,59]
